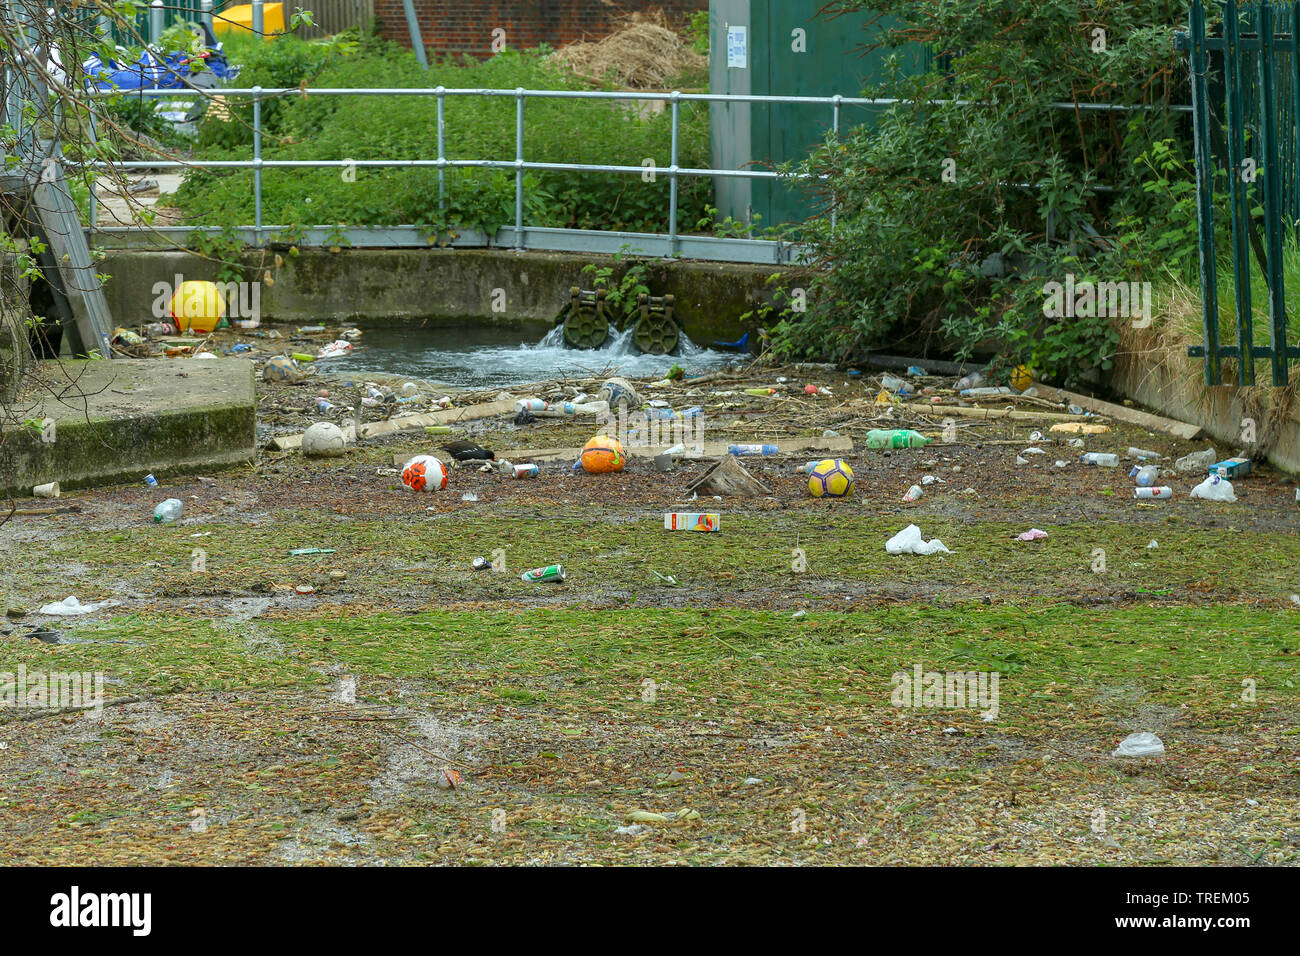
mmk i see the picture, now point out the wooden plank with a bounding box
[392,435,856,467]
[271,397,518,450]
[1027,386,1203,440]
[895,402,1090,422]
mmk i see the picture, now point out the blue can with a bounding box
[144,474,158,488]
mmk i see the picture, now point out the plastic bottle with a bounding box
[1134,487,1173,499]
[1130,465,1159,486]
[1127,447,1162,461]
[955,371,984,391]
[515,398,548,413]
[1080,453,1119,467]
[902,484,924,502]
[153,498,183,523]
[961,386,1014,397]
[729,444,779,456]
[866,429,932,449]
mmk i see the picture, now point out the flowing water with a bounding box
[326,324,743,389]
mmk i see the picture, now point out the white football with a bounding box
[302,422,348,458]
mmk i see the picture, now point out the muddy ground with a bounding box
[2,356,1298,865]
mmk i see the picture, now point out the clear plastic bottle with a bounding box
[1080,453,1119,467]
[153,498,183,523]
[955,371,984,390]
[1130,465,1159,486]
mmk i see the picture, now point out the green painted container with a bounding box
[709,0,931,227]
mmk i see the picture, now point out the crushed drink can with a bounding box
[1134,486,1174,499]
[143,473,158,488]
[520,564,565,583]
[664,512,720,532]
[512,464,539,479]
[472,556,491,571]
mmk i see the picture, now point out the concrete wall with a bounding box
[375,0,707,58]
[1113,347,1300,477]
[99,248,786,343]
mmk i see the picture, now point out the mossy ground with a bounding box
[2,372,1298,864]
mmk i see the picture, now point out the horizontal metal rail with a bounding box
[83,85,1188,264]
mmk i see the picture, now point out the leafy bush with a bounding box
[772,0,1195,387]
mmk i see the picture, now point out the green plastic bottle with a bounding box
[866,429,931,449]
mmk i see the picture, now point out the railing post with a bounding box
[149,0,164,45]
[252,86,263,246]
[831,94,842,235]
[1257,1,1288,386]
[1292,3,1300,235]
[1190,0,1222,386]
[1224,0,1254,385]
[668,91,680,258]
[253,0,264,37]
[87,107,98,238]
[515,88,525,251]
[200,0,214,34]
[436,87,446,211]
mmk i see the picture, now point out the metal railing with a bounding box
[1179,0,1300,386]
[88,84,883,263]
[86,81,1182,264]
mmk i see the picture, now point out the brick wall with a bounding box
[373,0,707,59]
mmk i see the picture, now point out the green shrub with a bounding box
[772,0,1194,387]
[176,36,713,237]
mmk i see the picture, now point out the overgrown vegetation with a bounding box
[771,1,1197,386]
[173,32,713,238]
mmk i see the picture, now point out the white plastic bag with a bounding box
[39,595,121,616]
[886,524,952,555]
[1190,475,1236,502]
[1113,732,1165,758]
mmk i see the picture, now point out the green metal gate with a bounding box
[1182,0,1300,386]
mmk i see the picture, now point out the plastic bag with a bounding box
[886,524,952,555]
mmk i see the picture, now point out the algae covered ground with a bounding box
[1,368,1298,865]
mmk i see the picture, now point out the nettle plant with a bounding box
[582,247,652,320]
[774,0,1190,387]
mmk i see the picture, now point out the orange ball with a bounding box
[580,435,626,474]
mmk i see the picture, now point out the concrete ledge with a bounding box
[98,248,798,343]
[1,358,256,494]
[1113,347,1300,476]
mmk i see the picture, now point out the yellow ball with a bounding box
[1010,364,1035,392]
[581,435,626,474]
[808,459,854,498]
[170,280,226,334]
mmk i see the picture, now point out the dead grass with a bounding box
[552,13,708,90]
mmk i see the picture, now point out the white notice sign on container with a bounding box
[727,26,747,68]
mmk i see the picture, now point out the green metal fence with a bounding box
[1181,0,1300,386]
